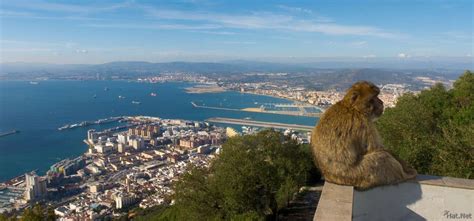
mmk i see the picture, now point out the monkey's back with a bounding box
[311,101,367,176]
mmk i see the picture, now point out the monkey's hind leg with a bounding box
[386,150,417,176]
[355,150,414,190]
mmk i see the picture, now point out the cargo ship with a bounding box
[58,117,123,131]
[0,130,20,137]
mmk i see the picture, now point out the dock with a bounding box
[206,117,314,131]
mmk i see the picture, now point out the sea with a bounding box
[0,80,318,182]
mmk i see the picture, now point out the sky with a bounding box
[0,0,473,64]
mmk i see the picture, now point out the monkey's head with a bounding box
[343,81,384,120]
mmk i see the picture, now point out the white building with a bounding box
[87,129,98,143]
[117,133,128,144]
[24,172,47,201]
[130,138,145,150]
[115,194,137,209]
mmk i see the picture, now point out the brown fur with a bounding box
[311,81,417,190]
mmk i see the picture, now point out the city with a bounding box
[0,0,472,220]
[0,116,310,220]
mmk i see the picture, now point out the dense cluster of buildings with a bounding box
[141,74,418,108]
[227,82,413,108]
[0,116,227,220]
[46,117,224,220]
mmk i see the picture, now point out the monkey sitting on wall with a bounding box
[311,81,417,190]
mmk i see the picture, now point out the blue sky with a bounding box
[0,0,472,64]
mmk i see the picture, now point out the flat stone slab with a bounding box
[314,182,353,221]
[314,175,474,221]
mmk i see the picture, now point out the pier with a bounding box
[206,117,314,131]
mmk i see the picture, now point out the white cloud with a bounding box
[83,23,221,30]
[139,6,401,38]
[3,0,132,13]
[0,10,34,17]
[351,41,368,47]
[363,54,376,58]
[75,49,88,53]
[277,5,312,14]
[398,53,410,58]
[2,1,403,38]
[221,41,256,45]
[191,30,236,35]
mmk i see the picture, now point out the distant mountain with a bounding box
[0,59,471,81]
[0,61,316,79]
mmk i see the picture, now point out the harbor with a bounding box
[0,81,318,183]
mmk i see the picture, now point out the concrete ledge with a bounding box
[313,182,353,221]
[414,174,474,190]
[314,175,474,221]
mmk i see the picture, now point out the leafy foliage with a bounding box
[377,70,474,178]
[0,204,55,221]
[150,130,318,220]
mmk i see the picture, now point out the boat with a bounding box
[132,101,141,105]
[0,130,20,137]
[58,125,70,131]
[78,121,91,127]
[69,124,79,129]
[29,81,39,85]
[118,96,126,99]
[58,117,122,131]
[150,93,157,97]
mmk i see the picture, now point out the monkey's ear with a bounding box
[350,91,359,103]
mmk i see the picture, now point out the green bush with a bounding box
[151,130,317,220]
[377,70,473,179]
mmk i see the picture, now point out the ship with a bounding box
[78,121,92,127]
[118,95,126,99]
[58,125,70,130]
[150,93,157,97]
[132,101,141,105]
[0,130,20,137]
[29,81,39,85]
[58,117,123,131]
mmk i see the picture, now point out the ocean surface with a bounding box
[0,80,318,182]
